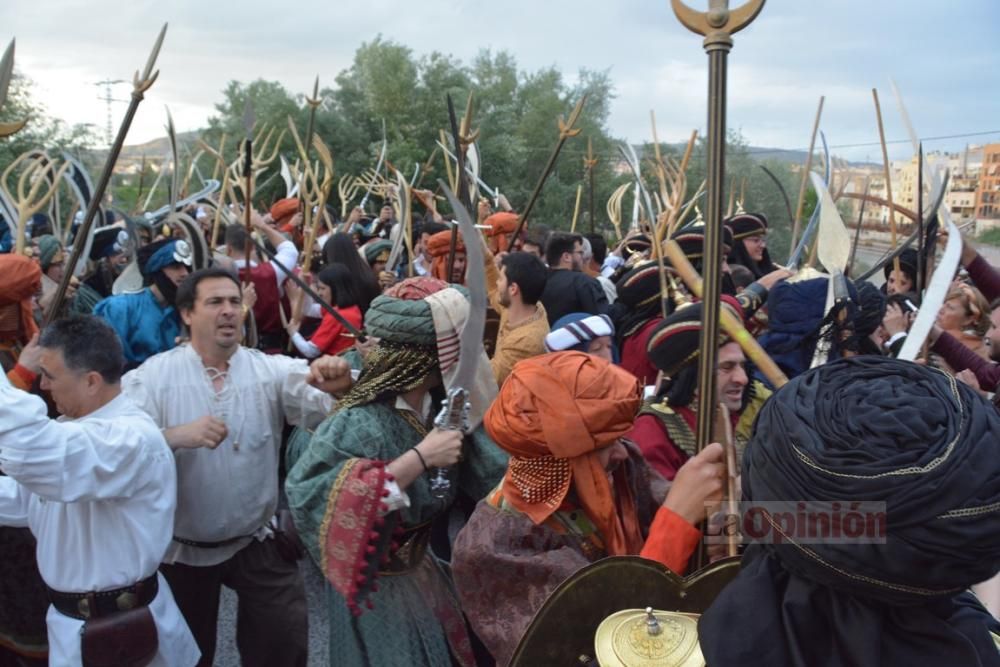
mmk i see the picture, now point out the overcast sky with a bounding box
[3,0,998,162]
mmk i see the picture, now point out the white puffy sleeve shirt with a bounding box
[122,344,334,566]
[0,373,199,667]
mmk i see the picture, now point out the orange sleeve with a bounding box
[639,506,701,575]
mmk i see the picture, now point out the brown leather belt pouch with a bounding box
[81,606,158,667]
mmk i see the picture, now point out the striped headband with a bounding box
[544,314,615,353]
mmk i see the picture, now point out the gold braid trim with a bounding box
[335,341,438,412]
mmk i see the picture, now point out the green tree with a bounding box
[202,79,303,206]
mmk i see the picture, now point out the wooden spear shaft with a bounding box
[45,23,168,325]
[570,184,583,233]
[789,96,824,254]
[872,88,902,280]
[508,94,588,244]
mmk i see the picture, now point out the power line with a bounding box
[94,79,128,147]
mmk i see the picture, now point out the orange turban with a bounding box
[484,212,519,253]
[0,254,42,340]
[484,351,644,555]
[270,198,300,225]
[425,229,466,281]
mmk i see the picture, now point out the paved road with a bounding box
[214,557,330,666]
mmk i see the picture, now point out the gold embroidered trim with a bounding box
[318,459,358,575]
[764,511,960,597]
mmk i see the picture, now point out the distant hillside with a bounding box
[643,142,877,169]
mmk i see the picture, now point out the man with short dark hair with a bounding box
[122,267,353,667]
[488,251,550,384]
[539,232,609,325]
[521,235,544,258]
[224,209,299,354]
[0,315,199,666]
[581,235,616,303]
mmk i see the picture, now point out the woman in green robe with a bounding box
[286,277,507,667]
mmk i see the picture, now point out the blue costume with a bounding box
[93,288,180,366]
[93,239,189,367]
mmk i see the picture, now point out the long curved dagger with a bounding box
[896,218,962,361]
[758,164,794,233]
[430,180,488,498]
[0,40,27,137]
[618,142,656,228]
[787,130,831,267]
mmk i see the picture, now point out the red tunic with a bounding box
[627,407,697,481]
[619,317,662,386]
[239,262,290,349]
[308,305,363,357]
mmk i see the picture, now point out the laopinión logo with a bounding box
[704,500,887,545]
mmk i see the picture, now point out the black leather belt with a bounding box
[48,574,158,620]
[173,534,251,549]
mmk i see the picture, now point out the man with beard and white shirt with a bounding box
[121,266,353,667]
[0,315,199,666]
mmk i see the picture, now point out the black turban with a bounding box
[701,356,1000,667]
[610,260,671,343]
[725,212,778,280]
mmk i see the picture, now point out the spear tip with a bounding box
[140,23,168,83]
[242,97,255,138]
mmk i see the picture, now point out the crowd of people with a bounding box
[2,185,1000,667]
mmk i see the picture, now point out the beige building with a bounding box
[974,143,1000,221]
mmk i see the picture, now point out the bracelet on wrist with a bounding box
[411,446,429,472]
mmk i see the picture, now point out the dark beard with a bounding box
[152,272,179,306]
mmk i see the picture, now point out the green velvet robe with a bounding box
[285,400,507,667]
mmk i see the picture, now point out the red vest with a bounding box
[239,262,288,339]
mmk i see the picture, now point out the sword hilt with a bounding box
[430,387,470,499]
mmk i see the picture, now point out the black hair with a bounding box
[420,220,448,238]
[316,263,361,309]
[662,364,698,408]
[224,223,250,252]
[584,233,608,265]
[322,232,379,312]
[545,232,583,267]
[39,315,124,384]
[729,264,755,291]
[500,252,548,305]
[175,266,241,314]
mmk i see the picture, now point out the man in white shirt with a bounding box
[0,315,199,667]
[122,266,353,667]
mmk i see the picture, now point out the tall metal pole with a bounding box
[671,0,764,567]
[672,0,764,452]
